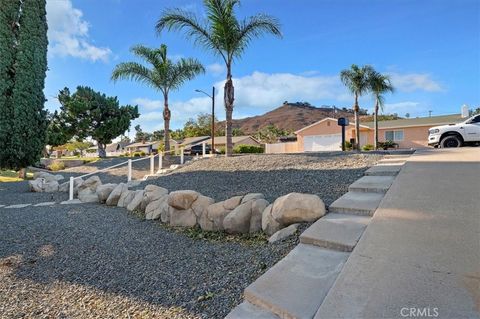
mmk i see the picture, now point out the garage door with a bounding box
[304,134,342,152]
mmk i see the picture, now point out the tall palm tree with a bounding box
[369,71,394,149]
[156,0,281,156]
[111,44,204,152]
[340,64,374,150]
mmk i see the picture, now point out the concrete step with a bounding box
[226,302,280,319]
[365,164,402,176]
[329,191,384,216]
[300,213,371,252]
[377,158,407,164]
[384,154,411,159]
[348,176,395,193]
[244,244,349,319]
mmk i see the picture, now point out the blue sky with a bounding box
[45,0,480,135]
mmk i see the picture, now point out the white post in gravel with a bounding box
[202,142,206,157]
[180,148,184,165]
[150,154,154,175]
[69,177,74,201]
[127,159,132,182]
[158,152,163,171]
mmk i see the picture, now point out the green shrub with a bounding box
[378,140,398,150]
[133,152,141,157]
[140,151,146,156]
[219,147,226,154]
[48,160,65,171]
[343,141,353,150]
[233,144,264,154]
[362,144,374,151]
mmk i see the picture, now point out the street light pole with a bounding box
[195,87,215,155]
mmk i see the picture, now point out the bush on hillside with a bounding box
[233,144,264,154]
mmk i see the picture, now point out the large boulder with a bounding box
[106,183,128,206]
[223,201,253,234]
[250,198,269,233]
[59,178,84,194]
[77,176,102,193]
[29,178,59,193]
[145,195,169,220]
[141,185,169,212]
[168,190,199,210]
[262,204,282,236]
[223,196,243,210]
[78,188,99,203]
[54,174,64,181]
[191,195,214,222]
[127,190,145,212]
[169,207,197,227]
[200,201,230,231]
[117,190,136,208]
[241,193,265,204]
[96,184,117,203]
[43,180,59,193]
[271,193,325,225]
[33,171,58,182]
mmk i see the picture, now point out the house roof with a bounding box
[362,114,464,129]
[295,117,368,134]
[179,136,211,146]
[106,141,131,152]
[213,135,260,145]
[126,141,156,148]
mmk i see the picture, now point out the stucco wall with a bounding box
[296,119,355,151]
[378,126,431,148]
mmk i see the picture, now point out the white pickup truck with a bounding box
[428,114,480,148]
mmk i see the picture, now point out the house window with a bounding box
[385,130,404,141]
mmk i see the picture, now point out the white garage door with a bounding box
[304,134,342,152]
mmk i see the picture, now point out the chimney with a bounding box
[461,104,469,118]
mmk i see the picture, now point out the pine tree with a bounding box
[0,0,48,173]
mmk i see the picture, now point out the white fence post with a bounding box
[127,159,132,182]
[202,142,206,157]
[69,177,74,201]
[158,152,163,171]
[150,154,154,175]
[180,148,184,165]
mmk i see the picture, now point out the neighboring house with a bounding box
[105,141,131,156]
[178,136,211,149]
[213,135,261,149]
[125,141,157,155]
[271,113,467,153]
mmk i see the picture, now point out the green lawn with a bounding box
[0,170,33,182]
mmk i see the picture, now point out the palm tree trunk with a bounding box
[374,99,379,150]
[98,143,106,158]
[163,93,171,155]
[354,93,360,151]
[224,65,234,157]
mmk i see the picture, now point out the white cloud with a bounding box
[133,98,163,110]
[207,63,225,76]
[388,72,444,92]
[382,101,427,116]
[139,111,163,122]
[46,0,112,62]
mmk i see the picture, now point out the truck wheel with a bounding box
[440,135,462,148]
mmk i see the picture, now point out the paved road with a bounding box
[316,147,480,319]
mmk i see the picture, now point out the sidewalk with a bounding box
[316,148,480,319]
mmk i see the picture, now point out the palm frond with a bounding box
[235,14,282,58]
[111,62,159,89]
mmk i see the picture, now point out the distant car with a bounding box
[185,144,216,155]
[428,114,480,148]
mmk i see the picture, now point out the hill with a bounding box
[230,103,355,134]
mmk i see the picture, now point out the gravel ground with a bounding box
[145,152,383,205]
[0,200,296,319]
[0,152,381,318]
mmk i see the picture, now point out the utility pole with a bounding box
[195,87,216,154]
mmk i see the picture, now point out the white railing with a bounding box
[68,147,189,201]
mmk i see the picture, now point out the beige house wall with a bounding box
[296,119,355,151]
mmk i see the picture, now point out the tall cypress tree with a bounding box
[0,0,48,173]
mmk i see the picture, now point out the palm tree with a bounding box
[111,44,204,152]
[340,64,374,150]
[156,0,281,156]
[369,71,394,149]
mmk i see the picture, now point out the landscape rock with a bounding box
[54,174,64,181]
[262,204,282,236]
[28,179,44,192]
[250,198,269,233]
[168,190,199,210]
[271,192,325,225]
[33,171,50,180]
[223,201,253,234]
[117,190,135,208]
[191,195,215,220]
[127,180,141,188]
[78,189,99,203]
[223,196,243,210]
[59,181,69,192]
[96,183,117,203]
[200,201,229,231]
[43,181,59,193]
[241,193,265,204]
[106,183,128,206]
[78,176,102,193]
[141,185,169,211]
[169,207,197,227]
[268,223,299,243]
[127,190,145,212]
[145,195,168,220]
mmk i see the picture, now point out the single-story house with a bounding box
[105,141,131,156]
[125,141,157,155]
[178,136,211,149]
[213,135,261,149]
[282,113,467,153]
